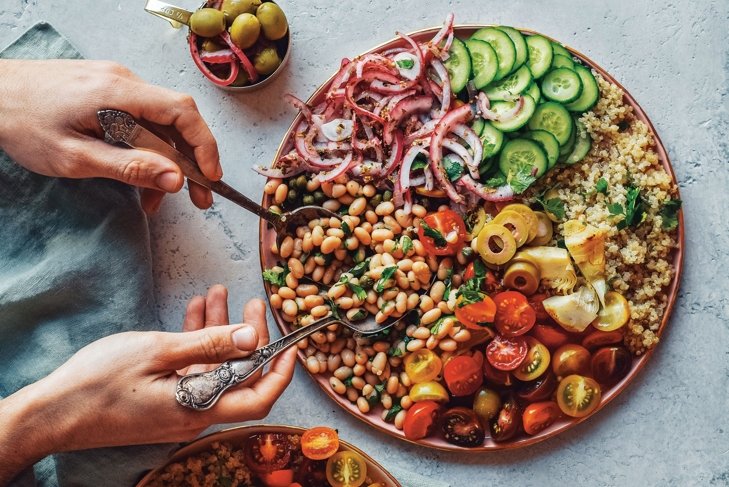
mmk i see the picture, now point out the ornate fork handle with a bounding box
[176,315,339,410]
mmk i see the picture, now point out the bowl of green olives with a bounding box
[145,0,291,90]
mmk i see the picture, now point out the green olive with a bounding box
[492,210,530,247]
[253,46,282,75]
[256,2,288,40]
[189,8,226,37]
[222,0,261,23]
[313,190,326,203]
[503,261,541,295]
[201,38,226,52]
[229,13,261,50]
[302,195,315,205]
[230,69,250,87]
[529,211,554,246]
[476,223,517,265]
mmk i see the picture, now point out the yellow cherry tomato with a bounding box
[556,374,602,418]
[592,291,630,331]
[513,337,551,381]
[408,381,450,403]
[404,349,443,384]
[326,451,367,487]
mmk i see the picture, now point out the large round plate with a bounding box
[136,424,401,486]
[259,25,684,451]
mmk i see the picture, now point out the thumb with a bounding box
[160,324,259,370]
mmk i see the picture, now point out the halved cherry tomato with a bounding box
[473,387,502,423]
[463,263,501,293]
[591,346,632,387]
[403,349,442,384]
[260,469,295,487]
[531,323,572,350]
[528,293,552,322]
[326,451,367,487]
[403,400,440,440]
[493,291,536,337]
[556,375,602,418]
[490,395,522,442]
[516,371,558,402]
[552,344,592,378]
[408,381,449,403]
[483,359,513,386]
[417,209,467,256]
[297,458,328,487]
[301,427,339,460]
[592,291,630,331]
[245,434,291,473]
[581,328,624,350]
[513,337,551,381]
[443,355,484,396]
[455,294,497,330]
[522,401,561,435]
[441,407,485,447]
[486,335,528,371]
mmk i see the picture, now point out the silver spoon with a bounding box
[97,109,339,245]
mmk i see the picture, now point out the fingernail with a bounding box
[232,326,257,350]
[156,172,181,192]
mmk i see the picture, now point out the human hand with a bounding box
[0,59,221,213]
[0,285,296,484]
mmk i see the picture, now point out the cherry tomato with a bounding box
[403,400,440,440]
[591,346,632,387]
[441,407,486,447]
[443,355,484,396]
[417,209,467,256]
[581,328,624,350]
[483,359,513,386]
[463,263,502,293]
[326,451,367,487]
[592,291,630,331]
[516,371,558,403]
[408,381,449,403]
[552,344,592,378]
[297,459,328,487]
[528,293,552,322]
[531,323,571,351]
[260,469,294,487]
[490,395,522,442]
[245,434,291,473]
[557,375,601,418]
[404,349,443,384]
[463,262,476,281]
[486,335,528,371]
[513,337,551,381]
[493,291,536,337]
[455,294,497,330]
[301,427,339,461]
[522,401,561,435]
[473,388,502,423]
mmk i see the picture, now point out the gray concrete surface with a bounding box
[1,0,728,485]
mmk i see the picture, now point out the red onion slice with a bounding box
[429,103,475,203]
[458,175,515,202]
[400,142,430,191]
[189,33,239,86]
[316,153,356,182]
[431,60,452,118]
[384,95,433,144]
[451,124,483,178]
[478,92,524,122]
[219,31,258,83]
[381,130,405,177]
[442,138,473,175]
[199,49,236,64]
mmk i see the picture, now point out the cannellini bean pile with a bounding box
[263,175,476,427]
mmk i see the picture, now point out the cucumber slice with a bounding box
[490,94,537,132]
[551,54,575,70]
[541,67,583,103]
[563,120,592,164]
[565,64,600,112]
[471,27,516,81]
[471,117,486,136]
[551,42,571,59]
[526,35,553,79]
[498,26,528,69]
[525,82,541,103]
[499,138,549,180]
[528,101,574,145]
[465,39,498,89]
[444,37,472,94]
[483,65,533,101]
[479,157,496,176]
[559,124,577,157]
[526,130,560,169]
[480,122,505,159]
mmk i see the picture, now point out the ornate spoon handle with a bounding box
[176,315,339,410]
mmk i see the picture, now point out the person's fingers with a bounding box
[204,285,229,327]
[157,324,259,370]
[140,188,165,214]
[188,180,213,209]
[182,296,206,332]
[244,298,270,347]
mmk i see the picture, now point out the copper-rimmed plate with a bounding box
[258,25,684,451]
[136,424,401,486]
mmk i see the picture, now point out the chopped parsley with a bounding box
[374,266,398,293]
[396,58,415,69]
[595,177,608,194]
[442,268,453,301]
[325,297,341,319]
[261,264,289,287]
[384,403,403,422]
[400,235,414,255]
[341,220,351,237]
[343,375,354,387]
[443,155,464,182]
[536,195,566,221]
[609,186,646,230]
[411,156,428,171]
[429,316,446,335]
[348,258,370,278]
[485,173,507,188]
[659,199,682,230]
[556,238,566,249]
[420,220,447,247]
[456,260,487,306]
[337,274,367,301]
[506,164,537,194]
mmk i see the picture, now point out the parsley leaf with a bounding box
[343,375,354,387]
[443,268,453,301]
[261,265,289,287]
[400,235,413,255]
[659,199,682,230]
[443,155,464,182]
[456,261,487,306]
[611,186,646,230]
[341,220,351,237]
[349,258,370,278]
[384,403,403,422]
[325,297,341,319]
[536,196,566,221]
[485,173,507,188]
[507,164,537,194]
[608,203,624,216]
[396,58,415,69]
[374,266,398,293]
[337,273,367,301]
[420,220,447,247]
[430,316,446,335]
[556,238,566,249]
[596,178,608,194]
[411,156,428,171]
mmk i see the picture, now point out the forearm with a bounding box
[0,59,23,150]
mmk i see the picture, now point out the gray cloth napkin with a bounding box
[0,22,174,487]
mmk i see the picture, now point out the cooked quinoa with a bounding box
[528,73,680,355]
[147,441,253,487]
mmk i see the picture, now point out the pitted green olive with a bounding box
[222,0,261,23]
[503,261,541,296]
[254,46,282,75]
[230,69,250,87]
[189,8,226,37]
[256,2,288,40]
[201,38,226,52]
[229,13,261,49]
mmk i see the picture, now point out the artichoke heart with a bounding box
[512,247,577,294]
[542,286,600,333]
[563,220,607,306]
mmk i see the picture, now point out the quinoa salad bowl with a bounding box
[256,16,684,451]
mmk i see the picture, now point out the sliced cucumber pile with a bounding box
[439,26,600,194]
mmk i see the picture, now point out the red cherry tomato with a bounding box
[531,323,571,351]
[527,293,552,322]
[260,469,295,487]
[522,401,561,435]
[486,335,528,371]
[493,291,536,337]
[245,434,291,473]
[581,328,625,350]
[483,359,513,386]
[443,355,484,396]
[455,295,497,330]
[403,400,440,440]
[417,209,467,256]
[300,427,339,460]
